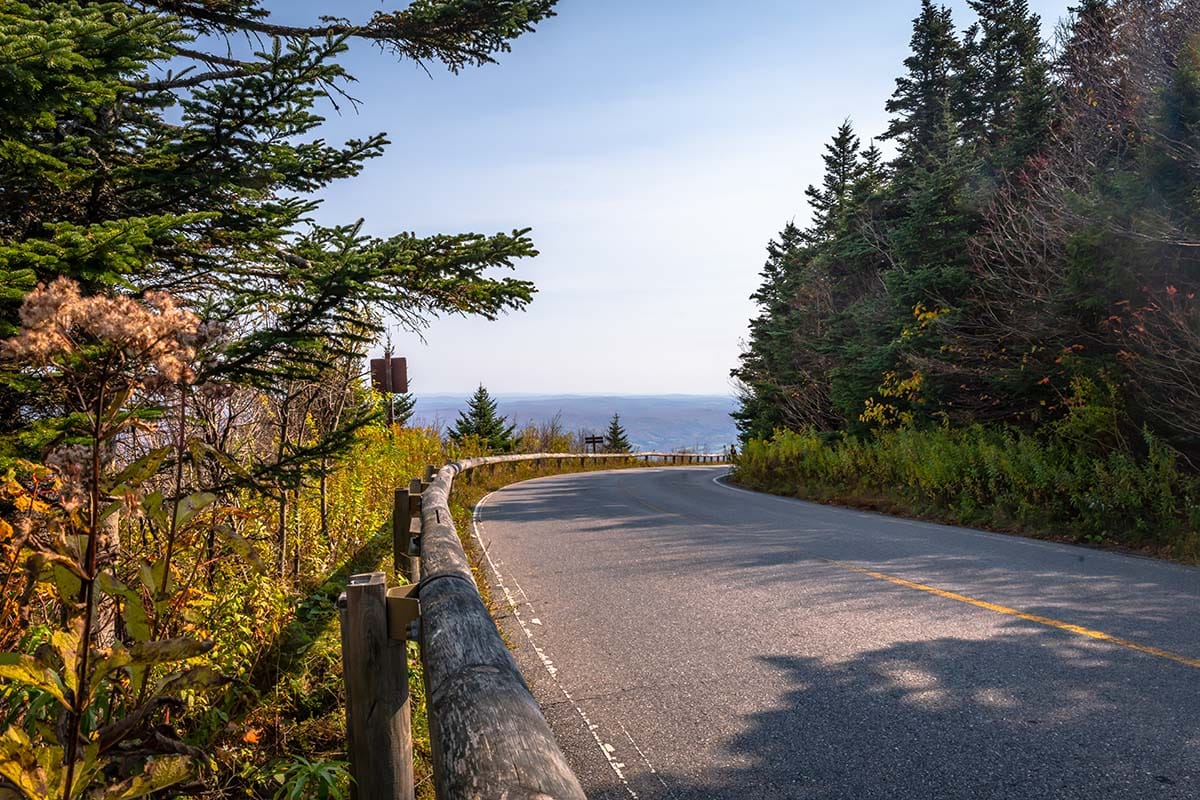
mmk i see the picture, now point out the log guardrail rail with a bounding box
[338,450,729,799]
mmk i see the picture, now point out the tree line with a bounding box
[733,0,1200,470]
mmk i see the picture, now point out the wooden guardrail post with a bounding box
[407,478,422,579]
[393,488,412,581]
[339,572,414,800]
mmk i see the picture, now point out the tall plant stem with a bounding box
[156,388,188,621]
[62,374,107,800]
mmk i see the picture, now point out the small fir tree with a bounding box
[392,392,417,427]
[604,413,632,453]
[448,385,519,452]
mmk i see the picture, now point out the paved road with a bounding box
[472,466,1200,800]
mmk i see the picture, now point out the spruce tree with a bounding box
[448,385,519,452]
[962,0,1054,172]
[882,0,962,187]
[804,120,863,243]
[0,2,558,794]
[604,413,632,453]
[393,393,417,427]
[731,223,811,441]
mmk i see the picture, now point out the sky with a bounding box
[268,0,1074,396]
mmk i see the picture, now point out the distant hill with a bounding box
[410,394,738,453]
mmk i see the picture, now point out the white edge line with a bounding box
[472,490,641,798]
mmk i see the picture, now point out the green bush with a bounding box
[734,426,1200,559]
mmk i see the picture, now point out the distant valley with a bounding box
[410,394,739,453]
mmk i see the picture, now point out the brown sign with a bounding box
[370,357,408,393]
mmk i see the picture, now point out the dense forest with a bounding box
[732,0,1200,554]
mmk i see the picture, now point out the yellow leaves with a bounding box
[880,370,924,399]
[0,653,70,708]
[912,303,949,326]
[860,371,925,428]
[8,494,50,515]
[0,726,53,800]
[49,620,83,696]
[900,304,951,340]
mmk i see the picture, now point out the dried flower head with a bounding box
[3,278,204,387]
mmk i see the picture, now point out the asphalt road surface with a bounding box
[471,466,1200,800]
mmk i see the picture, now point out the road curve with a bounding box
[471,466,1200,800]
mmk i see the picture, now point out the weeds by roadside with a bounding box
[733,427,1200,563]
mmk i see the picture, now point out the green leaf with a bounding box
[173,491,216,529]
[96,755,192,800]
[48,620,82,696]
[156,666,227,697]
[0,726,54,800]
[190,440,256,483]
[213,525,269,574]
[0,654,69,708]
[88,645,133,698]
[103,447,170,494]
[141,491,167,529]
[98,573,151,642]
[51,562,82,606]
[128,638,213,666]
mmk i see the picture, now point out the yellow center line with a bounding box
[835,561,1200,669]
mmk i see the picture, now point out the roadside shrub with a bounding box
[734,426,1199,558]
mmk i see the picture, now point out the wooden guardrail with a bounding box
[338,451,729,799]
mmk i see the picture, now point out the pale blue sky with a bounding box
[270,1,1073,395]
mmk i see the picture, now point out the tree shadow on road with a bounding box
[580,626,1198,800]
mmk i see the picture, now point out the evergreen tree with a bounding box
[731,223,813,441]
[604,413,632,453]
[853,142,887,204]
[0,2,557,795]
[448,385,519,452]
[393,392,417,427]
[803,120,863,243]
[882,0,962,186]
[961,0,1055,172]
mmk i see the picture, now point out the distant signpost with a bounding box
[584,435,604,454]
[370,355,408,426]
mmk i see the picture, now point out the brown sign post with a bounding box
[370,356,408,426]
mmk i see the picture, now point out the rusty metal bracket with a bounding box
[387,584,421,641]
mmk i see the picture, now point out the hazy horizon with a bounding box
[408,393,739,452]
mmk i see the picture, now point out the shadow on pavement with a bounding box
[583,628,1197,799]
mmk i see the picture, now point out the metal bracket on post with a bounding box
[387,584,421,642]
